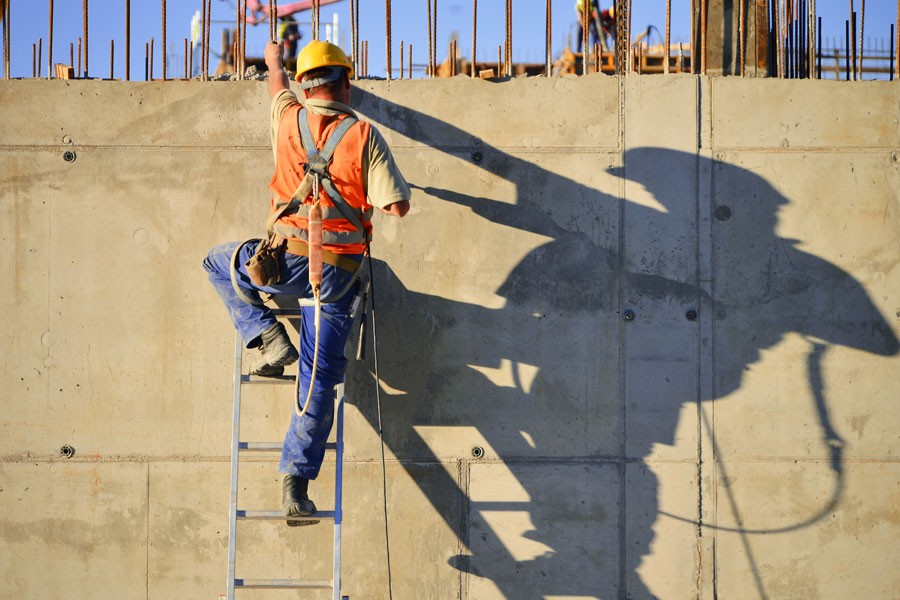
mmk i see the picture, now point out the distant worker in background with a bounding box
[575,0,616,53]
[278,18,302,60]
[202,39,411,524]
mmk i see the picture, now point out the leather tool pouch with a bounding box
[245,237,282,287]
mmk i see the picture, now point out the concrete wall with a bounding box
[0,75,898,599]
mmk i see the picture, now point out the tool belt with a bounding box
[273,234,362,274]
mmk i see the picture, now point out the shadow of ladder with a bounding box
[225,307,349,600]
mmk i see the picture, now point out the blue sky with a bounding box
[2,1,897,80]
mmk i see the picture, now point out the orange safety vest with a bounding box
[268,104,374,256]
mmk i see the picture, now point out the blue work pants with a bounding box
[203,240,360,479]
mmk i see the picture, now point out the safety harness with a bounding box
[231,107,369,418]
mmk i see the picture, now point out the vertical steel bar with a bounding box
[183,38,187,78]
[38,39,42,78]
[497,43,501,77]
[161,0,166,80]
[201,0,207,79]
[665,0,671,73]
[896,0,900,79]
[144,41,148,80]
[690,0,695,74]
[241,0,247,78]
[236,0,242,78]
[408,43,412,78]
[700,0,707,73]
[32,43,36,78]
[125,0,130,80]
[817,16,822,78]
[426,0,432,76]
[809,0,816,78]
[850,11,856,80]
[891,23,895,80]
[400,40,404,79]
[3,0,8,79]
[150,36,154,80]
[349,0,355,76]
[204,0,210,80]
[48,0,53,79]
[433,0,438,77]
[77,37,82,77]
[739,0,745,75]
[507,0,512,76]
[473,0,478,77]
[582,0,588,74]
[386,0,391,80]
[845,19,851,79]
[83,0,90,79]
[189,40,193,78]
[69,42,74,68]
[3,0,9,79]
[109,39,113,79]
[857,0,864,79]
[545,0,550,77]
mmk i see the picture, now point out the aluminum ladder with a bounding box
[226,308,348,600]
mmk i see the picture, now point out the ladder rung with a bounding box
[240,374,296,385]
[239,442,337,451]
[270,308,304,317]
[235,578,332,590]
[236,509,336,521]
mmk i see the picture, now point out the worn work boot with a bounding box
[282,474,319,527]
[250,322,299,377]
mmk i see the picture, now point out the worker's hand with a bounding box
[265,41,284,69]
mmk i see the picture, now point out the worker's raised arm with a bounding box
[265,41,290,98]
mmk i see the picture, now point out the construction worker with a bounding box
[202,39,411,523]
[575,0,616,52]
[277,18,302,60]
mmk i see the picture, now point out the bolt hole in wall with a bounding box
[0,1,897,81]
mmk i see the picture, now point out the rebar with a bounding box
[205,0,212,80]
[850,10,856,80]
[544,0,550,76]
[665,0,671,74]
[31,43,35,78]
[426,0,432,76]
[845,19,851,79]
[125,0,130,80]
[48,0,53,79]
[109,39,114,79]
[235,0,241,79]
[189,40,193,78]
[350,0,356,75]
[896,0,900,79]
[473,0,478,77]
[433,0,438,77]
[738,0,745,75]
[400,40,404,78]
[581,0,588,74]
[241,0,247,78]
[150,36,154,80]
[144,41,148,80]
[37,39,41,77]
[497,43,501,77]
[408,43,412,78]
[386,0,392,80]
[700,0,707,73]
[82,0,88,77]
[891,23,896,80]
[4,0,10,79]
[183,38,187,78]
[506,0,511,76]
[616,0,627,75]
[161,0,166,80]
[857,0,864,79]
[69,42,73,69]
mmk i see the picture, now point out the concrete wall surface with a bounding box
[0,75,898,599]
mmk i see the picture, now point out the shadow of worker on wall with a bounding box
[347,88,899,599]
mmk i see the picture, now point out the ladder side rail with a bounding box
[227,332,244,600]
[333,383,345,600]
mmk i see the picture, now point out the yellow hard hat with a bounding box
[609,5,615,17]
[294,40,353,83]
